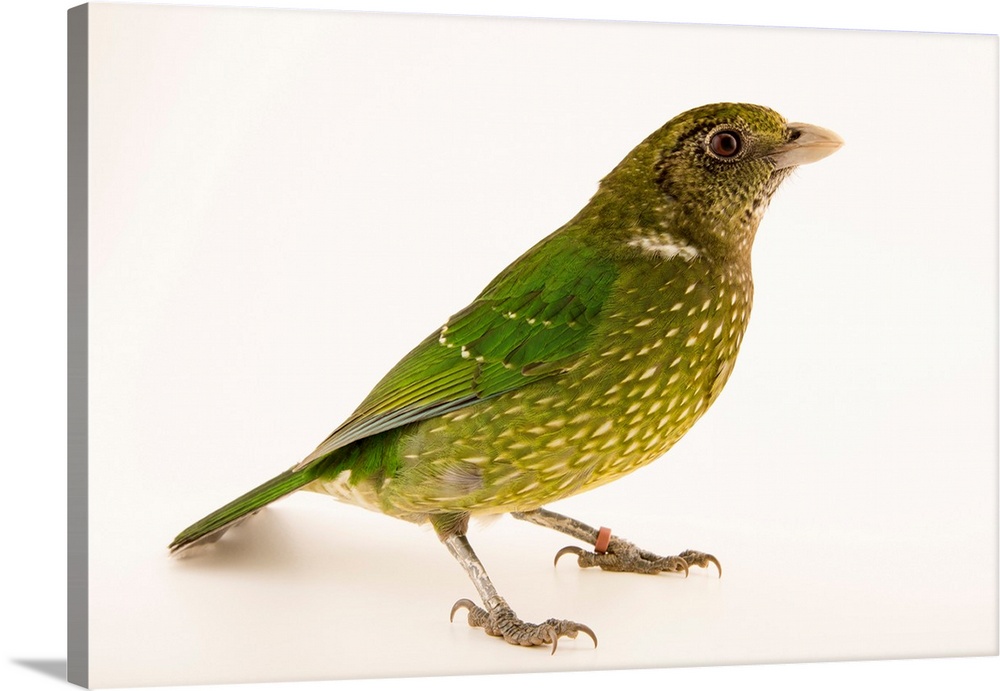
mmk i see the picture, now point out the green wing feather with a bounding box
[295,231,618,469]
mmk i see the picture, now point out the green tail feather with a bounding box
[169,467,318,554]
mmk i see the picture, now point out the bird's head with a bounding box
[595,102,842,260]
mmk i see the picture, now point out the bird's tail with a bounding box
[169,467,318,556]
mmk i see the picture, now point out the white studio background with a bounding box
[1,2,998,691]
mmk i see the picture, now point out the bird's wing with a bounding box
[293,233,617,470]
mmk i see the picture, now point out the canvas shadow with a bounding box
[12,658,67,682]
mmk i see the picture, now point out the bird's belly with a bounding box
[376,341,739,517]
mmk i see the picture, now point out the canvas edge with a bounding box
[68,3,90,688]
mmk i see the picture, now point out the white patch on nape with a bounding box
[627,232,700,261]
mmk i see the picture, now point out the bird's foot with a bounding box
[555,536,721,577]
[450,598,597,654]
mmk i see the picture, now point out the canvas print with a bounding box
[68,2,998,688]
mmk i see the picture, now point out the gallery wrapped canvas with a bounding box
[68,2,997,688]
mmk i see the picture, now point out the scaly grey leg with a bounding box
[442,532,597,653]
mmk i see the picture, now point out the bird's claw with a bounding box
[554,538,720,577]
[678,549,722,578]
[553,545,586,567]
[450,598,478,623]
[449,598,597,654]
[555,543,690,574]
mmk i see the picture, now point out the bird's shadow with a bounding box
[169,507,313,572]
[168,504,450,589]
[11,658,67,683]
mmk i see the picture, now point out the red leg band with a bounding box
[595,526,612,554]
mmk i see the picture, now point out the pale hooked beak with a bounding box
[770,122,844,169]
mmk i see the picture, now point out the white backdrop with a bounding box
[3,2,998,691]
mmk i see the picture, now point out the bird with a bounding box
[170,102,842,652]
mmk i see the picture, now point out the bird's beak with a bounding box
[769,122,844,169]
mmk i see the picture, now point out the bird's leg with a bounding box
[439,526,597,653]
[511,507,721,577]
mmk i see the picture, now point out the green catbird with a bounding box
[171,102,842,651]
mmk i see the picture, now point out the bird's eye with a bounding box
[709,131,742,158]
